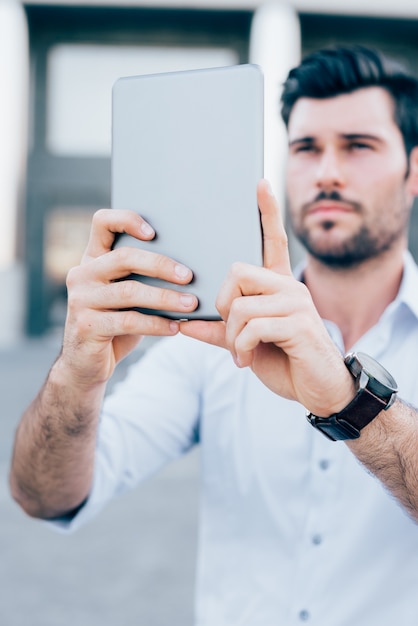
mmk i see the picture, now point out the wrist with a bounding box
[306,352,398,441]
[49,351,108,398]
[307,361,357,418]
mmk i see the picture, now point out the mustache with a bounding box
[302,190,362,214]
[314,190,344,202]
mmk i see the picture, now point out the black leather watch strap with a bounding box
[307,387,387,441]
[306,352,397,441]
[335,386,388,430]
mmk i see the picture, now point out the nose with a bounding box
[315,148,345,191]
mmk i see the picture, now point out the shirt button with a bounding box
[299,609,310,621]
[312,533,322,545]
[319,459,330,470]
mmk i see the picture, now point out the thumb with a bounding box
[179,320,227,349]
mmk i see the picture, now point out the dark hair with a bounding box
[280,45,418,158]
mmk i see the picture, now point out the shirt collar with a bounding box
[293,250,418,323]
[389,250,418,321]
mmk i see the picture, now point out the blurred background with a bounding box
[1,0,418,624]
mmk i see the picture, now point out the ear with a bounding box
[406,146,418,197]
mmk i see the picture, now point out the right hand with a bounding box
[181,180,355,418]
[61,209,198,385]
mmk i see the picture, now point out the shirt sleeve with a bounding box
[48,334,204,533]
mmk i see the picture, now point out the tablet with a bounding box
[111,63,264,320]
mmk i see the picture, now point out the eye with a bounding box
[292,143,318,154]
[347,141,373,151]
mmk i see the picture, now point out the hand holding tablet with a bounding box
[111,64,264,320]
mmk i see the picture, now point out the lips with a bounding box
[307,201,355,216]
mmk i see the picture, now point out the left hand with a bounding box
[180,179,355,416]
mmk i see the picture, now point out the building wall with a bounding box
[0,0,28,346]
[3,2,418,340]
[21,2,300,336]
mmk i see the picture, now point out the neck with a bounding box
[303,243,406,352]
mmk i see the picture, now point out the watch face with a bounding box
[347,352,398,396]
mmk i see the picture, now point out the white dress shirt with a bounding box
[53,252,418,625]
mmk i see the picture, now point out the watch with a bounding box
[306,351,398,441]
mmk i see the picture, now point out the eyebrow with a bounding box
[289,133,384,147]
[342,133,384,143]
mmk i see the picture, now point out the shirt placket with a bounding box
[287,309,399,624]
[287,432,342,625]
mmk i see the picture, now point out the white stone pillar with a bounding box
[249,2,301,210]
[0,0,29,345]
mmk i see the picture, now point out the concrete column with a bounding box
[249,2,300,210]
[0,0,29,345]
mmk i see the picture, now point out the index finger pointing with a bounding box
[257,179,292,276]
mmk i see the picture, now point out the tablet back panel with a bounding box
[112,64,264,319]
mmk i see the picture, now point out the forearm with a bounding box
[347,398,418,522]
[9,355,106,519]
[10,208,198,519]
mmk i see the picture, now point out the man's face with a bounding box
[286,87,413,268]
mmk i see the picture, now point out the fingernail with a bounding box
[140,222,154,237]
[169,321,179,333]
[175,264,191,279]
[180,294,196,307]
[233,354,243,367]
[264,180,273,195]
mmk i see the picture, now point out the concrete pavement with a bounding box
[0,335,199,626]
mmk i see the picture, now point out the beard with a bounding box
[291,191,409,270]
[295,223,400,269]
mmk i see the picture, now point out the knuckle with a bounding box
[100,312,117,336]
[215,292,223,312]
[150,285,171,310]
[92,208,109,225]
[65,266,77,290]
[229,261,245,277]
[161,286,192,312]
[65,265,85,296]
[66,287,84,315]
[112,246,132,266]
[154,253,171,276]
[296,280,312,303]
[75,311,97,336]
[229,297,243,319]
[215,303,228,324]
[137,282,155,306]
[117,279,138,302]
[120,310,139,334]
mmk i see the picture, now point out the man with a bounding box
[10,46,418,624]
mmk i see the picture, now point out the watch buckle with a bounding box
[306,412,361,441]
